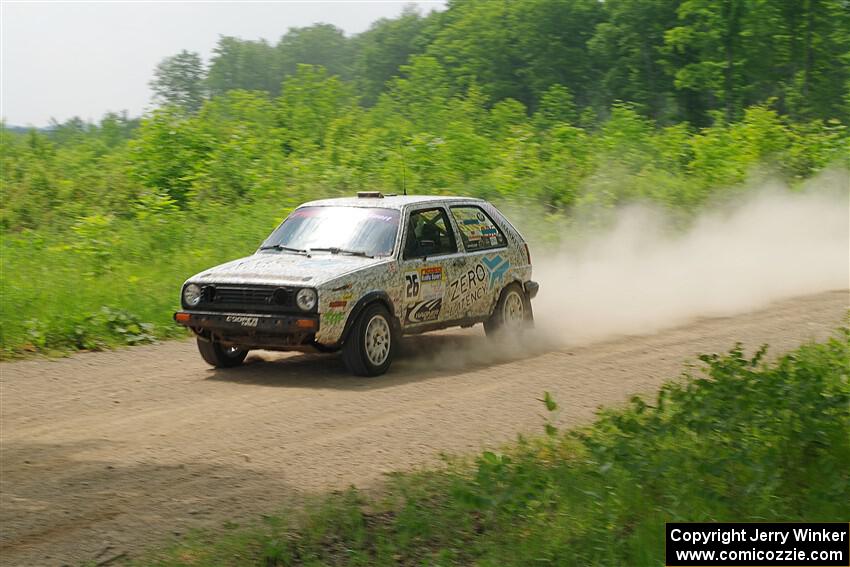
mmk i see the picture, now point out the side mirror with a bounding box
[417,239,436,255]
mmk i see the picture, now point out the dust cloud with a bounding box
[398,170,847,371]
[532,169,849,344]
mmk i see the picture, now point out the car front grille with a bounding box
[201,284,296,312]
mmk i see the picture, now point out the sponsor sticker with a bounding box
[405,266,444,301]
[447,254,512,310]
[405,298,442,324]
[448,263,488,309]
[323,311,345,326]
[481,254,510,289]
[421,266,443,282]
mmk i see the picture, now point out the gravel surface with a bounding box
[1,289,846,566]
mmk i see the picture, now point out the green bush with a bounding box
[142,330,850,566]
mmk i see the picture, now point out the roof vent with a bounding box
[356,191,384,199]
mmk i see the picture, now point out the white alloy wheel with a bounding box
[502,289,525,329]
[364,314,391,366]
[484,283,532,338]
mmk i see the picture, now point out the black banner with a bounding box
[666,523,849,566]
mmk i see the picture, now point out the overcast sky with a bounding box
[1,1,446,127]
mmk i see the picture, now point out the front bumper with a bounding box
[174,310,318,335]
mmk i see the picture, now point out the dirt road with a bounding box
[1,290,846,566]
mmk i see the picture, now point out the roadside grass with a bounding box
[0,200,292,358]
[140,329,850,566]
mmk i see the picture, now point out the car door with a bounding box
[445,204,512,320]
[398,206,463,330]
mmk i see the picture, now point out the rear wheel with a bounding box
[484,283,533,337]
[196,337,248,368]
[342,303,396,376]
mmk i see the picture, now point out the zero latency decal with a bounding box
[448,254,511,309]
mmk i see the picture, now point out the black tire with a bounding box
[196,337,248,368]
[484,282,533,337]
[341,303,396,376]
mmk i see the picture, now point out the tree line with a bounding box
[3,0,848,233]
[151,0,850,126]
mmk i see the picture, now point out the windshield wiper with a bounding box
[308,247,374,258]
[259,244,308,254]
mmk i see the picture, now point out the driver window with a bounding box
[404,207,458,259]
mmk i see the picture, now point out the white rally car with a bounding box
[174,193,539,376]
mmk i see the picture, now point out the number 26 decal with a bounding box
[405,273,420,298]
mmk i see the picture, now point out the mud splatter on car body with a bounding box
[175,194,537,374]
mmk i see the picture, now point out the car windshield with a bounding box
[260,206,400,257]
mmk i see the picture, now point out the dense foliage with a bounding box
[1,0,848,357]
[152,0,850,125]
[1,94,846,357]
[141,330,850,565]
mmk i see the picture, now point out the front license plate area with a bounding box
[225,315,259,328]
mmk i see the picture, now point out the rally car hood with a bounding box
[189,251,387,287]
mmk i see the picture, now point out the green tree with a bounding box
[661,0,850,125]
[277,65,357,152]
[190,91,285,201]
[427,0,603,109]
[149,50,206,112]
[97,112,139,148]
[776,0,850,121]
[352,6,432,105]
[426,0,529,105]
[533,85,577,129]
[127,107,203,204]
[277,24,354,80]
[510,0,605,108]
[589,0,681,121]
[206,37,281,96]
[47,116,91,146]
[663,0,747,124]
[385,55,453,128]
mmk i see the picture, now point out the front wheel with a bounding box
[196,337,248,368]
[484,283,533,337]
[341,303,396,376]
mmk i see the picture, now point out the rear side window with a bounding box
[450,206,507,252]
[404,207,458,259]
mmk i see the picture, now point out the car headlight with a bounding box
[296,288,317,311]
[183,283,202,307]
